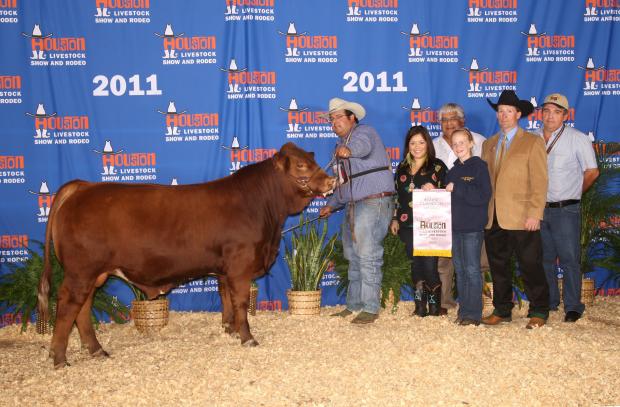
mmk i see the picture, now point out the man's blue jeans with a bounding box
[452,231,484,321]
[341,196,394,314]
[541,203,585,314]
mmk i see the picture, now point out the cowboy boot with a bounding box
[427,283,442,316]
[413,281,428,317]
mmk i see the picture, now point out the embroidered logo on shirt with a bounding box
[461,176,474,182]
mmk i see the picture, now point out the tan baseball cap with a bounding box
[543,93,569,110]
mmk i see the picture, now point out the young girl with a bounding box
[445,128,492,325]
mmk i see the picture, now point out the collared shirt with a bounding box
[327,124,395,208]
[497,126,518,159]
[535,125,598,202]
[433,130,486,170]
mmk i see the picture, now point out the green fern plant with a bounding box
[580,141,619,282]
[0,241,129,332]
[284,214,337,291]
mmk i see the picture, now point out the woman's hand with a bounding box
[421,183,436,191]
[389,219,399,235]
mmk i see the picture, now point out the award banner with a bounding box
[412,190,452,257]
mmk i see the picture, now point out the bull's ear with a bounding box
[309,152,315,159]
[273,152,286,171]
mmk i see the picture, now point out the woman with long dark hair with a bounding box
[390,126,447,317]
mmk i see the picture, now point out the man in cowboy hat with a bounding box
[319,97,394,324]
[481,90,550,329]
[536,93,599,323]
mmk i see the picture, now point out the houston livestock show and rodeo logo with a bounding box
[28,181,55,223]
[155,24,217,66]
[94,0,151,24]
[281,98,335,140]
[26,103,90,146]
[93,140,158,183]
[22,24,87,67]
[221,58,277,100]
[0,154,25,186]
[156,101,220,143]
[401,23,459,64]
[279,22,338,64]
[466,0,518,23]
[345,0,399,23]
[223,136,276,174]
[521,24,575,63]
[224,0,275,22]
[583,0,620,22]
[579,57,620,97]
[0,75,21,104]
[461,58,517,99]
[403,98,442,138]
[0,0,17,24]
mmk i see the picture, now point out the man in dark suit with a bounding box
[481,90,550,329]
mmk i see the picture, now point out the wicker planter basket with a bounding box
[287,289,321,316]
[249,286,258,316]
[581,278,595,306]
[131,298,169,333]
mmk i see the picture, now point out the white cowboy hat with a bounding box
[325,97,366,120]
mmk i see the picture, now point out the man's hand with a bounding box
[524,218,540,231]
[335,146,351,159]
[389,219,399,236]
[319,206,333,218]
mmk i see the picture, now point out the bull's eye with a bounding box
[296,162,306,169]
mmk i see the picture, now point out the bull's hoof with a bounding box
[53,360,70,369]
[241,338,259,347]
[91,348,110,358]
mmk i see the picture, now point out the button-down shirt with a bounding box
[535,125,598,202]
[498,126,518,159]
[327,124,395,208]
[433,130,486,170]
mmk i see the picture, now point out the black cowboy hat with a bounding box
[487,90,534,116]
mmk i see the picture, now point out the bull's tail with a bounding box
[37,180,82,326]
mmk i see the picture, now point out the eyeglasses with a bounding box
[440,117,461,123]
[328,114,347,123]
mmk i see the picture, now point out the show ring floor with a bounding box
[1,297,619,406]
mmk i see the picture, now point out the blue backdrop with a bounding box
[1,0,618,320]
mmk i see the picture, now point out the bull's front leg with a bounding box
[217,275,235,333]
[228,277,258,346]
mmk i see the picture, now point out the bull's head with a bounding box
[273,142,335,199]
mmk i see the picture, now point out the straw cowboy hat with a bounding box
[487,90,534,116]
[325,97,366,120]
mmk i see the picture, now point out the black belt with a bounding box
[546,199,580,208]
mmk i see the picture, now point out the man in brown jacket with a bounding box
[481,90,550,329]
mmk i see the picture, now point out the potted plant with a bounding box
[579,141,620,302]
[0,242,129,333]
[128,284,169,334]
[284,213,337,315]
[333,233,411,314]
